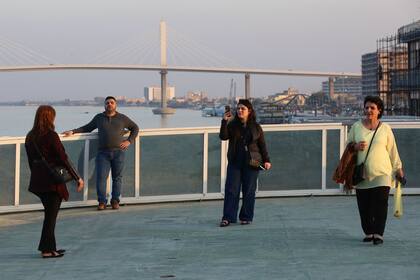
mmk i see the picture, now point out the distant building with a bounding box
[367,20,420,115]
[392,20,420,115]
[361,52,378,97]
[126,98,145,104]
[144,86,175,102]
[322,77,362,97]
[186,91,207,102]
[94,96,105,103]
[115,96,127,101]
[269,87,305,106]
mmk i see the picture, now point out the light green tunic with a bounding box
[347,121,402,189]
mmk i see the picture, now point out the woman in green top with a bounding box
[347,96,404,245]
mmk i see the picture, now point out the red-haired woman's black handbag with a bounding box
[32,142,73,184]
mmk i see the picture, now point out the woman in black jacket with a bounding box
[25,105,84,258]
[219,99,271,227]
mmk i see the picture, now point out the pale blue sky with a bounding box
[0,0,418,101]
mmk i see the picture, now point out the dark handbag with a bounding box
[352,122,381,185]
[242,127,263,169]
[32,141,74,184]
[50,165,73,184]
[248,150,263,168]
[352,163,365,185]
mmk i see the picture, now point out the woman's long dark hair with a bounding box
[27,105,56,141]
[233,99,257,124]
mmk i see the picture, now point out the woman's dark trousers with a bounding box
[356,186,390,236]
[223,163,259,223]
[37,192,62,252]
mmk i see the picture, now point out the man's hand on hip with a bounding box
[120,140,130,150]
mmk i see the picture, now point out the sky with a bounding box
[0,0,418,101]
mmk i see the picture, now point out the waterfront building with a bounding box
[144,86,175,102]
[322,77,362,97]
[361,52,378,97]
[186,91,208,102]
[371,20,420,115]
[393,20,420,115]
[321,77,362,107]
[268,88,305,106]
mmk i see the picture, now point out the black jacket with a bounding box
[219,119,270,164]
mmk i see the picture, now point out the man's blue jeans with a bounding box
[95,149,125,204]
[222,163,259,223]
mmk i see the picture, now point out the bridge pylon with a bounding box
[153,20,175,115]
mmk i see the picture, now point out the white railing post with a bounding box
[83,139,90,201]
[220,140,228,194]
[203,132,208,197]
[14,143,21,206]
[340,124,348,192]
[321,129,327,191]
[135,136,140,198]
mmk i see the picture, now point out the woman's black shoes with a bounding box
[363,236,374,242]
[219,220,230,227]
[362,235,384,245]
[42,251,64,258]
[373,238,384,245]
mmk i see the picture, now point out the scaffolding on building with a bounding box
[376,34,409,115]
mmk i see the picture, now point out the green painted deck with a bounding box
[1,196,419,280]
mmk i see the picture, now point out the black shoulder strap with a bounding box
[31,140,46,161]
[363,121,381,163]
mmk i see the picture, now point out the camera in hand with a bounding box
[225,105,231,113]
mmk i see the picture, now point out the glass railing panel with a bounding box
[19,144,38,204]
[393,128,420,188]
[0,144,15,206]
[18,141,86,204]
[258,130,322,190]
[207,133,221,193]
[62,140,86,201]
[326,130,341,189]
[87,139,99,200]
[121,142,135,198]
[140,134,203,196]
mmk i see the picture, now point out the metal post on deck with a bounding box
[245,73,250,99]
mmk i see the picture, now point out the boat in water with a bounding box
[201,106,225,117]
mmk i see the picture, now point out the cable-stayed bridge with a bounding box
[0,21,360,114]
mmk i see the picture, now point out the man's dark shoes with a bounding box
[240,220,252,225]
[111,200,120,210]
[97,202,106,211]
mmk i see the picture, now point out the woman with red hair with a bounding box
[25,105,84,258]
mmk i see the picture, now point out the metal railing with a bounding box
[1,122,419,213]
